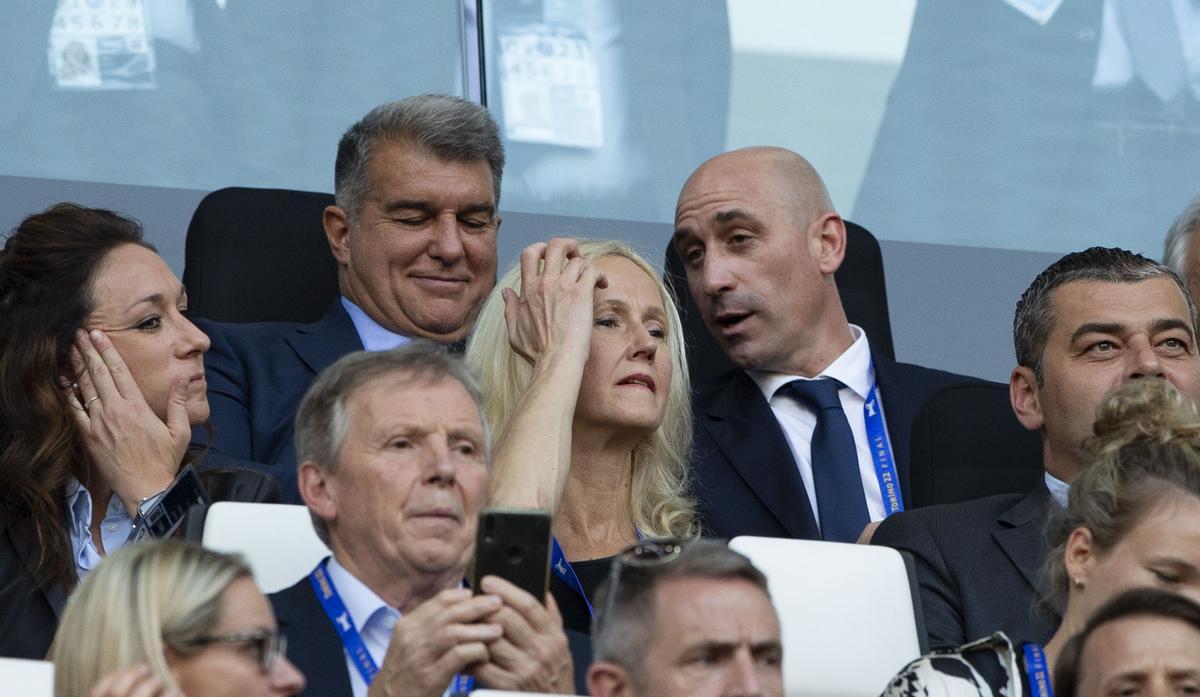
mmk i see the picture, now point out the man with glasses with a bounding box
[269,345,576,697]
[587,538,784,697]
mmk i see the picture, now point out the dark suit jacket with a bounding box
[870,484,1062,650]
[193,301,363,503]
[0,510,67,659]
[691,348,973,539]
[271,574,353,697]
[271,568,593,696]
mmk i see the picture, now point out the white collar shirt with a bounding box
[749,325,893,528]
[326,556,402,697]
[1044,471,1071,509]
[341,297,410,353]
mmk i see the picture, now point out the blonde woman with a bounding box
[53,540,304,697]
[466,238,697,633]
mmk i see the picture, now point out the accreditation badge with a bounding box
[498,22,603,149]
[48,0,156,90]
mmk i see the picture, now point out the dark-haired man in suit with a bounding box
[194,93,503,502]
[872,247,1200,649]
[672,147,972,544]
[270,344,577,697]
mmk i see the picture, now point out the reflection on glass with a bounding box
[855,0,1200,252]
[483,0,731,224]
[0,1,463,193]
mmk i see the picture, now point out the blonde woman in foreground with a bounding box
[53,540,304,697]
[466,238,697,633]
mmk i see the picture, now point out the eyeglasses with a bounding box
[175,630,287,673]
[599,538,684,625]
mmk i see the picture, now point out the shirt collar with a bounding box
[341,297,411,353]
[1044,471,1071,509]
[64,477,92,535]
[326,555,400,630]
[750,325,874,401]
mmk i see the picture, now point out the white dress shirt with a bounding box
[325,557,402,697]
[341,297,411,353]
[749,325,894,527]
[1044,471,1071,509]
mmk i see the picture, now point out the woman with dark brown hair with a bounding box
[0,203,261,660]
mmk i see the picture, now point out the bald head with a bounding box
[677,147,836,229]
[673,147,852,376]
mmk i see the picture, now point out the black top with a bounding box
[550,556,614,634]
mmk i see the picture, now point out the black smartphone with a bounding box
[472,508,552,602]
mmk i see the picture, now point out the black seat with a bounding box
[182,187,339,323]
[663,220,896,389]
[908,382,1044,508]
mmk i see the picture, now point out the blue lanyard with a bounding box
[550,537,594,617]
[310,560,476,694]
[550,529,643,617]
[863,381,903,515]
[1022,643,1053,697]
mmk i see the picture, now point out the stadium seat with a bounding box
[728,536,926,697]
[193,502,327,593]
[183,186,339,324]
[908,381,1044,508]
[0,658,53,695]
[664,220,895,390]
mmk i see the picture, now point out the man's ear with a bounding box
[298,460,337,528]
[810,213,847,276]
[587,661,635,697]
[323,205,352,267]
[1010,365,1045,431]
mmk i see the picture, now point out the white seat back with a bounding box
[0,658,53,696]
[200,502,328,593]
[729,536,924,697]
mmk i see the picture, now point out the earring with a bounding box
[1073,577,1085,589]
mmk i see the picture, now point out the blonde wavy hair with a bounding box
[1043,377,1200,598]
[466,239,697,538]
[52,540,251,697]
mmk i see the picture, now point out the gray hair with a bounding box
[294,343,491,546]
[1164,193,1200,278]
[1013,247,1196,383]
[591,539,774,682]
[334,94,505,221]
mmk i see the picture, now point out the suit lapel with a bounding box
[993,485,1059,619]
[286,301,364,377]
[871,349,917,506]
[702,372,820,538]
[273,570,354,697]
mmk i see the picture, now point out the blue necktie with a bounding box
[778,378,870,542]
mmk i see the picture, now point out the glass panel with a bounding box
[0,1,465,193]
[483,0,1200,255]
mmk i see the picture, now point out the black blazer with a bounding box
[691,348,974,539]
[0,468,275,659]
[270,569,593,695]
[0,509,68,659]
[193,301,364,503]
[271,574,353,697]
[870,484,1063,649]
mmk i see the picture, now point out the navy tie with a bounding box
[778,378,870,542]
